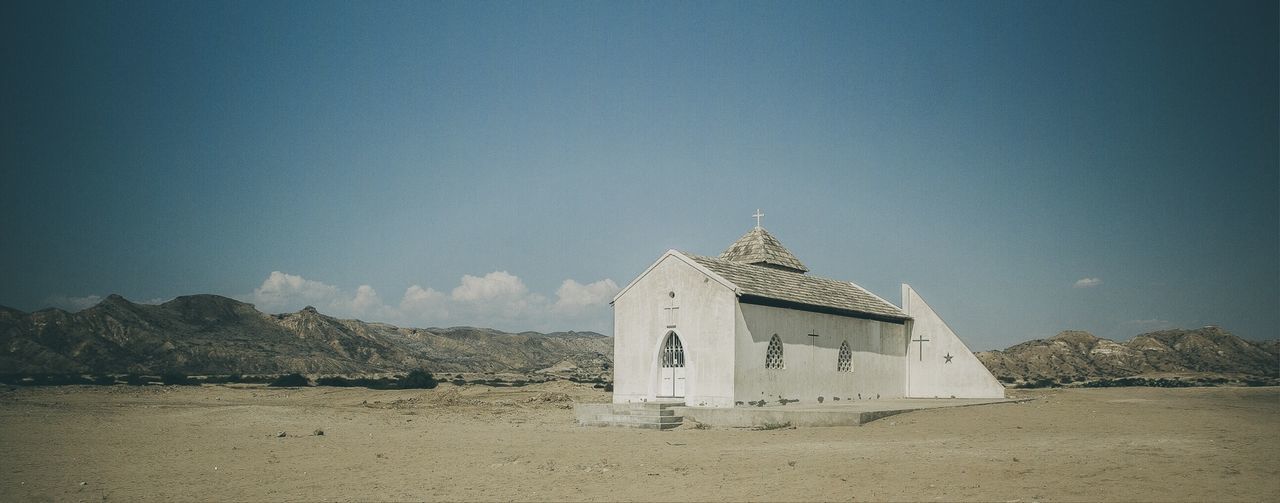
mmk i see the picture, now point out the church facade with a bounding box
[610,223,1003,408]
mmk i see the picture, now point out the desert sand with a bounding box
[1,382,1276,502]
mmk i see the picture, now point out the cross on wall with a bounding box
[664,291,679,328]
[912,334,930,361]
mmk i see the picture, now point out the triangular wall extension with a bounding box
[903,284,1004,398]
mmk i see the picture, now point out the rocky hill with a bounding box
[384,326,613,374]
[977,327,1278,382]
[0,294,612,376]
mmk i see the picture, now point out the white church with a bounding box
[610,215,1004,408]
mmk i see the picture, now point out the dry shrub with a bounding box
[399,370,438,389]
[269,373,310,387]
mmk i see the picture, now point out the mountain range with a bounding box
[0,294,612,376]
[976,327,1278,382]
[3,294,1276,384]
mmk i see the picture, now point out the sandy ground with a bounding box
[1,382,1276,502]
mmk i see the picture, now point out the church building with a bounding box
[610,215,1004,408]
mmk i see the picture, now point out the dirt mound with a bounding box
[425,388,494,407]
[522,391,572,404]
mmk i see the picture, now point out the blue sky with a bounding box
[3,1,1276,349]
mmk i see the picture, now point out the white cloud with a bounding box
[251,271,342,310]
[446,270,547,324]
[246,271,391,320]
[241,270,616,333]
[553,279,620,313]
[451,271,528,302]
[400,285,448,319]
[347,284,401,321]
[1073,277,1103,288]
[44,294,103,311]
[351,285,381,312]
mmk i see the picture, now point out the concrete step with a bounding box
[573,402,686,430]
[593,412,686,427]
[608,408,676,417]
[621,402,685,410]
[581,420,683,430]
[596,414,684,425]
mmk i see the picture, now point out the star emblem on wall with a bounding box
[943,353,953,363]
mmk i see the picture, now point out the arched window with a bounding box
[765,334,784,369]
[837,340,852,372]
[661,332,685,368]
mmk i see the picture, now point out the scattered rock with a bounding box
[275,431,287,438]
[313,429,324,436]
[682,419,709,430]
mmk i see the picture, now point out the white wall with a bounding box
[612,252,739,407]
[733,303,908,405]
[903,284,1004,398]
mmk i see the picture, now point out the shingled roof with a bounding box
[719,227,809,273]
[688,253,910,322]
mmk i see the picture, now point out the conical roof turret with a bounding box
[719,226,809,273]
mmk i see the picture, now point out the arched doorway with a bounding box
[658,332,686,398]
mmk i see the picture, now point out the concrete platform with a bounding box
[576,397,1028,429]
[576,402,686,430]
[677,398,1029,427]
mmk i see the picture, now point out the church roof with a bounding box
[688,254,910,322]
[719,227,810,273]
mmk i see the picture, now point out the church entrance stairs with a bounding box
[574,402,685,430]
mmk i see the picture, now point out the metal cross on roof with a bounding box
[753,209,764,228]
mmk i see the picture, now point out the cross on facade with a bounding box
[664,291,679,328]
[912,334,930,361]
[753,209,764,228]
